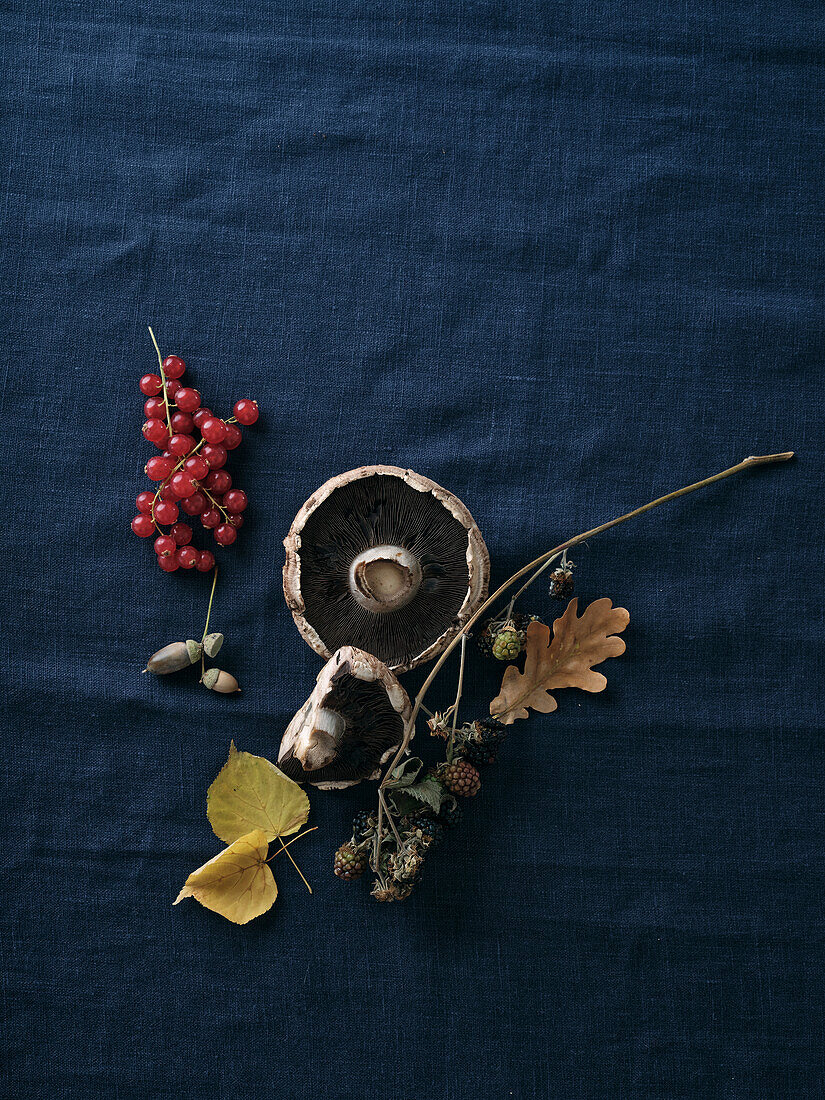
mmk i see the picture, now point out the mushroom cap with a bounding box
[283,465,490,672]
[277,646,411,789]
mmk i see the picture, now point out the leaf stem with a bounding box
[265,826,318,861]
[277,835,312,893]
[379,451,794,787]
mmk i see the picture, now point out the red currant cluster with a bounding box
[130,338,259,573]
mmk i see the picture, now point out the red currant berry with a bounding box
[158,555,179,572]
[180,491,207,516]
[205,469,232,494]
[224,489,247,514]
[201,444,227,469]
[139,373,162,396]
[214,523,237,546]
[136,491,155,514]
[200,507,221,529]
[175,387,201,413]
[170,522,193,546]
[145,456,175,481]
[227,513,244,529]
[154,499,179,524]
[223,424,243,450]
[170,471,197,498]
[168,433,196,457]
[154,534,176,558]
[159,484,179,502]
[131,514,155,537]
[142,419,170,446]
[184,455,210,480]
[176,545,199,569]
[191,407,213,431]
[144,396,166,420]
[165,377,182,399]
[162,355,186,379]
[200,417,228,444]
[233,399,259,425]
[196,550,216,572]
[170,411,195,433]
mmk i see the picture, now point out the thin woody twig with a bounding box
[379,451,794,788]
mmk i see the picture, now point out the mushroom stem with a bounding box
[379,451,795,786]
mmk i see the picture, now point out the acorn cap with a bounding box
[283,465,489,672]
[277,646,412,789]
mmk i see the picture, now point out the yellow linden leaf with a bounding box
[207,742,310,845]
[174,829,276,925]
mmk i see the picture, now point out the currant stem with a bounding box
[201,486,231,522]
[379,451,794,787]
[148,326,173,437]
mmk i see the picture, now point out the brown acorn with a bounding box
[201,668,240,693]
[144,640,202,675]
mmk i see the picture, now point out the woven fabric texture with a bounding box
[2,2,823,1097]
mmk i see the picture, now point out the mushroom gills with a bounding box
[285,469,489,670]
[277,647,412,789]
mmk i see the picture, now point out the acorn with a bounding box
[201,668,240,693]
[144,640,202,675]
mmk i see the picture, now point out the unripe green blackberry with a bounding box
[441,758,481,797]
[492,628,522,661]
[334,842,368,880]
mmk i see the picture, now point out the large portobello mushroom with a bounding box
[277,646,411,789]
[283,465,489,672]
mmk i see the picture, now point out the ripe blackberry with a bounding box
[476,717,508,745]
[333,842,368,880]
[549,567,574,600]
[438,799,463,828]
[352,810,376,844]
[463,739,499,768]
[441,758,481,797]
[412,813,445,849]
[476,621,496,658]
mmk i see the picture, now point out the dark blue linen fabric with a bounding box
[2,2,823,1097]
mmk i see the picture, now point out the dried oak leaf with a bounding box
[174,829,276,924]
[207,742,309,845]
[490,597,629,725]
